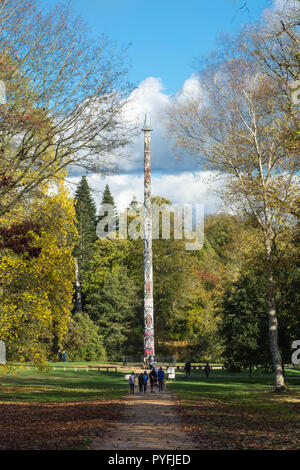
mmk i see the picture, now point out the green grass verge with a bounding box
[0,368,127,402]
[168,370,300,405]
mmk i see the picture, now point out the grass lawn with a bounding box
[168,370,300,450]
[0,368,127,402]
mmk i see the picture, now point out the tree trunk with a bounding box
[265,243,286,391]
[75,257,83,313]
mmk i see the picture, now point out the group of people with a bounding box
[129,366,165,394]
[185,361,211,378]
[57,349,67,362]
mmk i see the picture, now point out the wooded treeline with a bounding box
[1,171,299,368]
[65,178,299,369]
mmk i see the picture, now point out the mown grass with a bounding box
[0,368,127,402]
[169,369,300,403]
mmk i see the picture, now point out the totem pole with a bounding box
[142,114,155,363]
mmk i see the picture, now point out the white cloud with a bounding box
[110,76,200,174]
[262,0,299,24]
[272,0,297,10]
[175,73,203,104]
[68,75,204,177]
[68,170,221,215]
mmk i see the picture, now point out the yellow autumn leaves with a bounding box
[0,174,77,372]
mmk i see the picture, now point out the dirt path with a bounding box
[90,387,198,450]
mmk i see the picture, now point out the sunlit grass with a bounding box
[168,370,300,414]
[0,369,127,402]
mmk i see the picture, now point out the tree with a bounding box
[128,195,139,211]
[220,269,270,372]
[0,0,133,218]
[272,228,300,364]
[75,177,97,228]
[240,3,300,159]
[84,239,142,360]
[166,19,299,389]
[73,176,97,312]
[101,184,117,208]
[220,228,300,372]
[0,176,77,367]
[62,312,107,362]
[183,214,256,362]
[98,184,119,233]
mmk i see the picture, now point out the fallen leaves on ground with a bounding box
[0,400,123,450]
[178,395,300,450]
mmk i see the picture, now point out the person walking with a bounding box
[158,367,165,392]
[58,350,62,362]
[155,365,159,388]
[129,372,135,394]
[143,370,149,394]
[62,350,66,362]
[185,360,191,377]
[204,362,211,378]
[150,366,157,393]
[138,373,144,394]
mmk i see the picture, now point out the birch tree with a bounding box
[166,20,299,390]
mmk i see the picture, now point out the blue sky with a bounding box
[46,0,269,94]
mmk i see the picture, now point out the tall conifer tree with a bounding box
[98,184,118,234]
[74,176,97,311]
